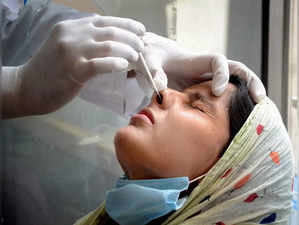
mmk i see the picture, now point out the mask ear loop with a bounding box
[180,173,207,199]
[190,173,207,184]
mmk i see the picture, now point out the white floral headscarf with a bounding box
[74,97,295,225]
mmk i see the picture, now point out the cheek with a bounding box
[150,112,215,176]
[114,126,145,167]
[152,112,228,178]
[158,111,212,148]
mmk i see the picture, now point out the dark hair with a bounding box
[219,75,255,157]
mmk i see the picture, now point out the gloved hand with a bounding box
[2,15,146,118]
[140,32,266,103]
[227,60,266,103]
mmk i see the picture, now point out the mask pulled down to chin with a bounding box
[105,174,206,225]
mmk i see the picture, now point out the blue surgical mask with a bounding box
[105,174,206,225]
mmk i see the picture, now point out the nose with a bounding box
[151,89,186,109]
[156,92,163,104]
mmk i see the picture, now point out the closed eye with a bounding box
[191,103,205,113]
[186,92,216,116]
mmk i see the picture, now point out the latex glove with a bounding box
[227,60,266,103]
[140,32,266,103]
[2,15,145,118]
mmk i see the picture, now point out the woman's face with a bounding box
[114,81,236,180]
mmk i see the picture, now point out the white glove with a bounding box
[2,15,146,118]
[140,32,266,103]
[227,60,266,103]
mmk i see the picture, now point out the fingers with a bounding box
[93,26,144,52]
[153,70,168,91]
[250,75,267,103]
[228,60,252,82]
[92,15,146,36]
[142,53,163,75]
[228,60,266,102]
[187,54,229,96]
[84,40,138,62]
[90,16,145,66]
[74,57,129,83]
[47,15,148,89]
[210,54,229,96]
[79,15,146,80]
[140,44,166,78]
[140,50,168,91]
[89,57,129,74]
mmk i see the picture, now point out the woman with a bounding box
[74,76,294,225]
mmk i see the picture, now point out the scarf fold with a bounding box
[74,97,295,225]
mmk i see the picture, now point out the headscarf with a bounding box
[73,97,295,225]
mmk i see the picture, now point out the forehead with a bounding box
[184,81,236,106]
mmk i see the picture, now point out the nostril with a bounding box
[156,92,163,104]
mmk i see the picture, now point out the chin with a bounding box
[114,124,138,147]
[114,124,148,151]
[114,125,154,179]
[114,126,140,170]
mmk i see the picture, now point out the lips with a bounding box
[139,109,155,124]
[130,108,155,125]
